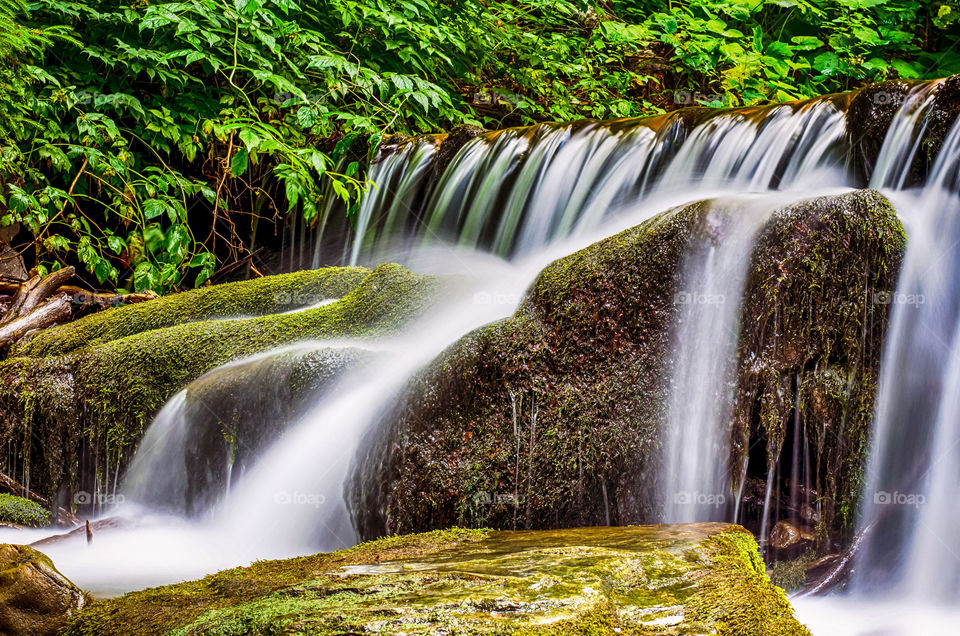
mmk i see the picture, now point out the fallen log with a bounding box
[0,471,81,527]
[1,266,75,324]
[0,282,158,309]
[30,516,131,548]
[795,523,872,597]
[0,296,71,348]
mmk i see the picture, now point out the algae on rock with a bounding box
[0,543,87,636]
[0,263,445,516]
[61,524,809,635]
[355,190,904,553]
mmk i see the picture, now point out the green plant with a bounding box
[0,492,49,526]
[611,0,960,105]
[0,0,955,292]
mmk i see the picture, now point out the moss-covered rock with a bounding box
[0,264,445,515]
[356,190,904,553]
[15,267,369,358]
[732,190,905,548]
[846,74,960,186]
[0,493,49,527]
[0,544,86,635]
[355,200,699,537]
[61,524,809,635]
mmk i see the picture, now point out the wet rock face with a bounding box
[0,544,86,636]
[62,524,810,635]
[846,75,960,186]
[359,190,904,548]
[356,202,701,537]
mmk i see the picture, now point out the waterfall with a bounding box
[853,116,960,600]
[12,79,960,613]
[660,197,780,523]
[347,96,849,265]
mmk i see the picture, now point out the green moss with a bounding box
[769,551,817,593]
[0,263,446,510]
[61,528,489,636]
[15,267,369,358]
[0,493,49,527]
[687,529,810,636]
[733,189,906,544]
[62,524,808,636]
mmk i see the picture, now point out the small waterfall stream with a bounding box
[853,116,960,600]
[660,196,783,523]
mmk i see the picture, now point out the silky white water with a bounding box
[794,91,960,635]
[660,196,782,523]
[3,86,958,629]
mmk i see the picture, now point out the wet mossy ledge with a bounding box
[61,524,809,635]
[0,264,445,514]
[13,267,369,359]
[357,189,905,555]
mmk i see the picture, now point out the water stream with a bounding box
[2,81,959,634]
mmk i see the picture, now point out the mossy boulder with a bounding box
[0,544,86,635]
[846,74,960,185]
[15,266,369,358]
[732,189,905,548]
[61,524,809,635]
[0,493,49,527]
[356,190,904,552]
[0,264,445,516]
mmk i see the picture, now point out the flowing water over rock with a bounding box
[660,197,781,523]
[853,115,960,601]
[4,80,960,636]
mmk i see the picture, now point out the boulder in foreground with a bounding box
[62,524,809,635]
[0,544,86,635]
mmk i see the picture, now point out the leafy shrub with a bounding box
[0,0,955,292]
[0,493,49,526]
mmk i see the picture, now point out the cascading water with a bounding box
[792,85,960,635]
[344,96,850,266]
[660,197,781,523]
[4,81,958,636]
[852,116,960,598]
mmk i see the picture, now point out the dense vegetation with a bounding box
[0,0,956,292]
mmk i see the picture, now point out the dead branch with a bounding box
[0,296,71,348]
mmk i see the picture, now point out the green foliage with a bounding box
[611,0,960,105]
[0,0,954,292]
[0,492,48,526]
